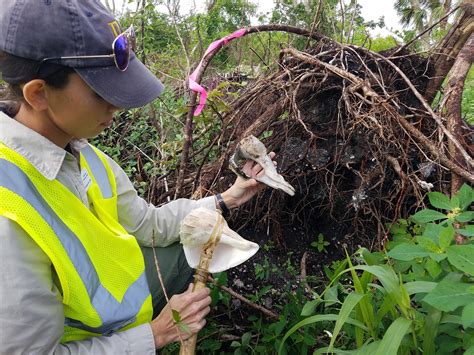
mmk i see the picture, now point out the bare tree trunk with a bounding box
[441,32,473,195]
[206,0,216,12]
[424,1,473,103]
[339,0,345,43]
[347,0,358,44]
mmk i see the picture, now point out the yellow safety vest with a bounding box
[0,142,153,343]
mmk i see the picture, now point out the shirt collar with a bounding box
[0,111,68,180]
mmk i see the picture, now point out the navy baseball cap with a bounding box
[0,0,164,109]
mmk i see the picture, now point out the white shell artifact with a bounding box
[179,208,259,273]
[230,135,295,196]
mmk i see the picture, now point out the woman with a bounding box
[0,0,270,353]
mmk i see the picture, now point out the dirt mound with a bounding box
[158,40,464,252]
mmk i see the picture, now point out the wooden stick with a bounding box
[151,231,184,346]
[207,276,280,320]
[179,213,224,355]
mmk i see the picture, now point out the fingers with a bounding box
[151,286,213,348]
[170,286,211,318]
[242,152,277,178]
[174,284,209,303]
[174,288,211,339]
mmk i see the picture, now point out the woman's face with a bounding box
[44,73,119,143]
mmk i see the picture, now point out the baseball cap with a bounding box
[0,0,164,109]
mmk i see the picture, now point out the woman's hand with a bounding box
[220,152,276,209]
[150,284,211,348]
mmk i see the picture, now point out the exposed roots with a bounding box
[153,38,472,249]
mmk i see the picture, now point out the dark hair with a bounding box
[0,51,75,107]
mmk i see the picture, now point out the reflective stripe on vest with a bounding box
[0,158,150,335]
[81,145,113,199]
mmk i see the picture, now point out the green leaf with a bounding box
[440,314,463,325]
[178,322,191,335]
[375,296,397,327]
[462,303,474,329]
[274,316,287,336]
[450,195,460,210]
[387,243,429,261]
[231,341,241,348]
[425,258,442,278]
[412,262,426,277]
[241,332,252,347]
[324,285,339,307]
[417,236,442,253]
[328,292,365,351]
[422,276,474,312]
[439,225,455,249]
[446,245,474,275]
[315,341,381,354]
[457,225,474,237]
[466,344,474,355]
[428,191,453,210]
[171,309,181,323]
[423,308,442,355]
[457,183,474,210]
[301,299,321,316]
[428,252,447,262]
[355,265,400,298]
[423,223,444,243]
[411,209,447,223]
[278,314,367,354]
[360,248,385,265]
[455,211,474,223]
[356,265,412,315]
[374,317,412,355]
[404,281,437,295]
[345,252,376,339]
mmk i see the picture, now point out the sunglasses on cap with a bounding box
[35,25,136,75]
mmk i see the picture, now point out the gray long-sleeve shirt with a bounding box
[0,112,215,354]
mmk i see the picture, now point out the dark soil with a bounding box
[148,42,466,350]
[186,45,446,344]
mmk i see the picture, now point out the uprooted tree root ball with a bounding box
[152,36,472,251]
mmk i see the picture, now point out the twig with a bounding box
[207,276,279,320]
[305,0,324,49]
[151,231,185,346]
[300,251,312,294]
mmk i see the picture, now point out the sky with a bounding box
[357,0,401,36]
[103,0,402,37]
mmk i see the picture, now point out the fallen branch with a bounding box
[207,276,279,320]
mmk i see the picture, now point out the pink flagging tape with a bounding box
[188,28,247,116]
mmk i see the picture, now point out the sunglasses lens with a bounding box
[113,34,130,71]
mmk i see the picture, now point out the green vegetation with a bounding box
[87,0,473,201]
[463,66,474,125]
[90,3,474,351]
[311,233,330,253]
[183,185,473,354]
